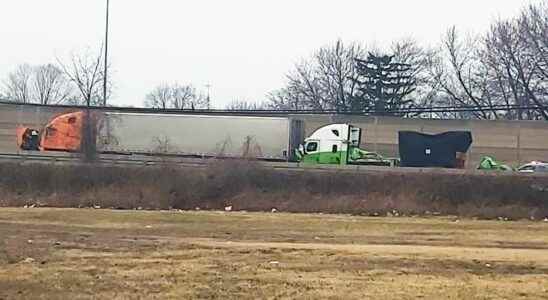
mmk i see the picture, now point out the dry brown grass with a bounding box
[0,208,547,299]
[0,160,547,219]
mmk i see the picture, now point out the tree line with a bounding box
[0,47,113,107]
[143,83,209,110]
[264,2,548,120]
[2,1,546,120]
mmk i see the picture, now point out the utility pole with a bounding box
[205,83,211,109]
[103,0,110,107]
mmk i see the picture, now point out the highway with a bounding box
[1,151,545,178]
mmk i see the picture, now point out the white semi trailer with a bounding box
[97,112,305,161]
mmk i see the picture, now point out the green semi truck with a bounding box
[295,124,398,167]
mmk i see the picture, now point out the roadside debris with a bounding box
[224,206,233,212]
[386,210,401,217]
[478,156,513,171]
[22,257,35,263]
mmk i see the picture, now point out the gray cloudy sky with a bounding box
[0,0,541,108]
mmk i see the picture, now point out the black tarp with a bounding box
[398,131,473,168]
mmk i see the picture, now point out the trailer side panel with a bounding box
[98,113,291,160]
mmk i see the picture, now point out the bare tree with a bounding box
[57,47,108,107]
[2,63,74,105]
[144,84,172,109]
[2,64,33,103]
[172,84,196,109]
[33,64,73,105]
[427,27,499,119]
[391,39,440,116]
[144,83,209,110]
[314,40,365,111]
[172,84,209,109]
[517,2,548,118]
[267,82,305,110]
[484,15,548,120]
[55,47,111,162]
[189,91,209,109]
[268,39,367,111]
[519,3,548,81]
[428,1,548,121]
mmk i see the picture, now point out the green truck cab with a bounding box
[296,124,398,167]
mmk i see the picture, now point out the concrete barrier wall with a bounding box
[1,103,547,168]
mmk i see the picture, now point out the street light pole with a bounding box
[103,0,110,107]
[205,83,211,109]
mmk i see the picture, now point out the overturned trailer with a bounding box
[398,131,473,168]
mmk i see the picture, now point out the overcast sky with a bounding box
[0,0,542,108]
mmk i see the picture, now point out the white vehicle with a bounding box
[517,161,548,173]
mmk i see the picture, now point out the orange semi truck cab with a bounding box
[17,111,84,152]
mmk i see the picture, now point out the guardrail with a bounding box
[0,151,208,168]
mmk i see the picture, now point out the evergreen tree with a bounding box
[351,53,417,115]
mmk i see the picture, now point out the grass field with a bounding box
[0,208,547,299]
